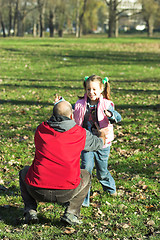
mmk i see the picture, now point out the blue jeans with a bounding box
[81,147,116,206]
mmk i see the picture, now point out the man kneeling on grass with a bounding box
[19,100,105,225]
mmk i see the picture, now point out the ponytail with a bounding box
[103,81,111,100]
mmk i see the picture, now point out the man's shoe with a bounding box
[61,213,82,225]
[24,210,39,224]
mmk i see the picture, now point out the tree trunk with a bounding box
[108,0,117,38]
[37,0,45,37]
[13,0,19,36]
[17,12,24,36]
[108,14,115,37]
[39,12,43,37]
[0,15,6,37]
[33,22,37,37]
[148,16,154,37]
[78,0,88,38]
[115,17,119,38]
[58,29,63,37]
[8,1,12,36]
[76,0,80,37]
[49,10,54,37]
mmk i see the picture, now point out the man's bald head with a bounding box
[53,101,73,118]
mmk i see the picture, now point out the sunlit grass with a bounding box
[0,36,160,239]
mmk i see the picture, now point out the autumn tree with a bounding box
[82,0,105,34]
[76,0,88,37]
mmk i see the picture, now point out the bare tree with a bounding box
[45,0,57,37]
[11,0,38,36]
[76,0,80,37]
[0,0,9,37]
[140,0,159,37]
[37,0,46,37]
[0,14,6,37]
[104,0,122,38]
[8,0,13,36]
[104,0,142,38]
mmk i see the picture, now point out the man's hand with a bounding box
[94,122,106,145]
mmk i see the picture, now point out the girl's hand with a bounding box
[54,94,62,104]
[104,109,112,118]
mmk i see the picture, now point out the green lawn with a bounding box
[0,35,160,240]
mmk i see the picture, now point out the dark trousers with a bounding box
[19,166,91,217]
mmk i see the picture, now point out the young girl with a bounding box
[73,75,121,207]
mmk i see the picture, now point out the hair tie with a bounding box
[84,76,89,81]
[102,77,109,84]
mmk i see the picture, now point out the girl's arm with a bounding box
[54,94,65,105]
[104,103,121,123]
[54,94,75,110]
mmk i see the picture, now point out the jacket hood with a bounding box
[47,115,76,132]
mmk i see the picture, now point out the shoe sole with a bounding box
[61,216,82,225]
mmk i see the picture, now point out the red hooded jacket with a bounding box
[25,122,86,189]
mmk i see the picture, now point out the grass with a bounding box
[0,35,160,240]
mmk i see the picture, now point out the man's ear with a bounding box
[70,113,73,120]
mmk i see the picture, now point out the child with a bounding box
[73,75,121,207]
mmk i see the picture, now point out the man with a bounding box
[19,100,105,225]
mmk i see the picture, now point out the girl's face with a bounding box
[86,80,103,103]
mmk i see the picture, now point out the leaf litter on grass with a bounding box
[0,37,160,240]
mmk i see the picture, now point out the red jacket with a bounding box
[25,122,86,189]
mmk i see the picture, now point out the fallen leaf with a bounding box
[122,223,130,229]
[105,200,111,206]
[91,191,100,198]
[142,185,148,190]
[0,177,4,184]
[118,204,128,212]
[147,220,155,226]
[90,202,101,208]
[64,227,76,234]
[145,205,155,211]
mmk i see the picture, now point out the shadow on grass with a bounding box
[0,83,83,90]
[0,99,53,106]
[0,205,64,227]
[1,83,160,96]
[50,51,160,67]
[0,99,159,112]
[3,47,160,67]
[117,104,159,111]
[0,187,68,227]
[1,77,160,83]
[1,77,83,82]
[0,205,23,226]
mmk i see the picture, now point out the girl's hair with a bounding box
[83,75,111,100]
